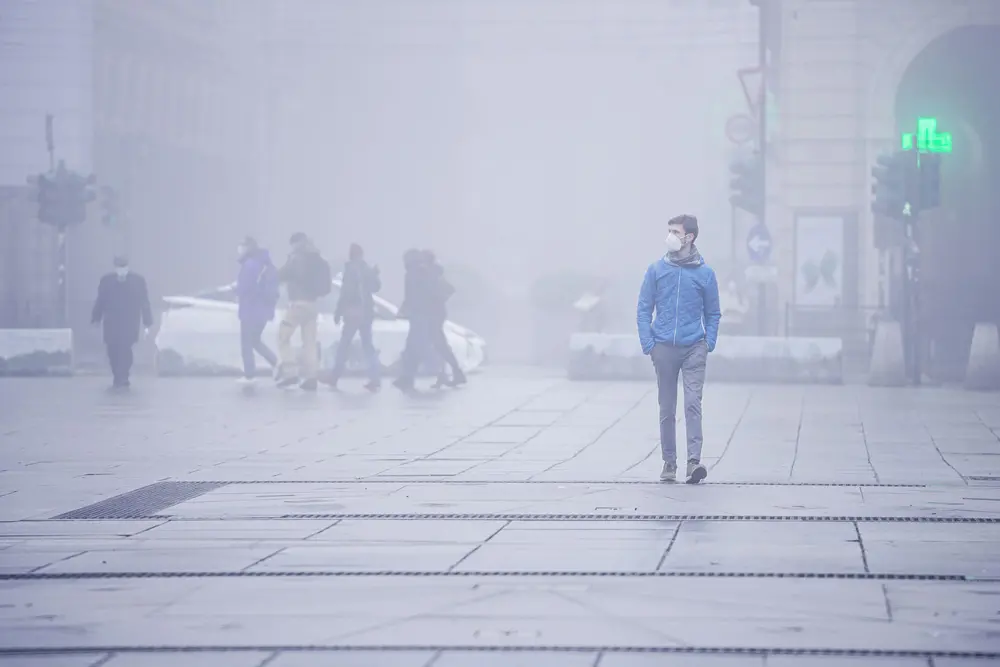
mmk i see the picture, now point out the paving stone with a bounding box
[1,376,1000,661]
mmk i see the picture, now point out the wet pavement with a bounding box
[1,372,999,665]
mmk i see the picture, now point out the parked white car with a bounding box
[154,279,487,378]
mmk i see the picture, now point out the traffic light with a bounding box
[917,153,941,211]
[36,173,60,226]
[871,151,916,220]
[31,162,95,229]
[729,153,763,218]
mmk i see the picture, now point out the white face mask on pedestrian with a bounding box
[665,233,684,253]
[115,267,129,279]
[237,245,247,258]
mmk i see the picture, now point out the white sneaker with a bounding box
[659,463,676,482]
[237,376,255,387]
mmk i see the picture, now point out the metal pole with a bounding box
[756,2,768,335]
[910,132,922,385]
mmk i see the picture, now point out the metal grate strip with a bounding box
[263,512,1000,523]
[0,571,972,581]
[52,482,228,520]
[195,479,927,487]
[0,646,997,659]
[51,512,1000,523]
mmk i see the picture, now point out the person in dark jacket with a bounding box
[235,237,279,384]
[275,232,331,392]
[91,256,153,388]
[393,249,431,391]
[330,243,382,391]
[422,250,466,387]
[637,214,721,485]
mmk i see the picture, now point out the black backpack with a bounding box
[303,253,332,300]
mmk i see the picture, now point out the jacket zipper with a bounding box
[672,272,681,345]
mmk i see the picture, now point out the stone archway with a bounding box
[865,3,1000,139]
[858,2,1000,310]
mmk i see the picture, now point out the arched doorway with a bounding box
[894,25,1000,379]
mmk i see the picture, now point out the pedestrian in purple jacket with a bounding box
[235,237,279,383]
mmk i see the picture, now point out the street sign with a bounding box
[746,223,772,263]
[745,264,778,283]
[725,114,755,146]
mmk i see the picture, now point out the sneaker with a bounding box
[659,463,676,482]
[237,376,255,387]
[449,371,468,387]
[363,380,381,393]
[686,461,708,485]
[300,379,318,392]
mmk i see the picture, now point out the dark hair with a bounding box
[349,243,363,260]
[241,236,259,250]
[668,214,699,241]
[113,255,129,267]
[289,232,308,245]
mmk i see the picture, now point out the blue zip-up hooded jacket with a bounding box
[637,247,721,354]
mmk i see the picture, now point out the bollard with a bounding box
[965,322,1000,391]
[868,319,907,387]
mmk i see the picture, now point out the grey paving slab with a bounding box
[454,544,666,572]
[308,519,506,544]
[135,519,336,541]
[0,522,165,538]
[268,652,435,666]
[247,544,475,572]
[38,547,281,573]
[433,652,598,666]
[103,653,272,667]
[662,521,865,573]
[0,549,84,573]
[599,657,767,666]
[0,656,108,666]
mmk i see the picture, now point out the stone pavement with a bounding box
[1,371,1000,666]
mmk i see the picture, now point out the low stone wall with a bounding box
[568,333,843,384]
[0,328,74,376]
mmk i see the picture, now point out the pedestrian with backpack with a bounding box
[235,236,280,385]
[275,232,332,392]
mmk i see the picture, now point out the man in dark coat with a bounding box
[91,256,153,388]
[393,249,431,391]
[421,250,466,387]
[330,243,382,391]
[235,236,279,384]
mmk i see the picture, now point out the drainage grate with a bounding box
[53,481,228,520]
[0,570,971,581]
[0,646,997,659]
[198,479,926,488]
[256,512,1000,523]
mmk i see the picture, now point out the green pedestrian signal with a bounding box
[901,117,952,154]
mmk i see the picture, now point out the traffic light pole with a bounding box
[755,2,768,335]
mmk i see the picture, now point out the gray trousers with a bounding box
[651,340,708,467]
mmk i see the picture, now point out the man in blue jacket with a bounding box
[637,214,721,484]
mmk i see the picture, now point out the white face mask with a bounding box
[237,245,247,258]
[115,267,129,279]
[665,233,684,253]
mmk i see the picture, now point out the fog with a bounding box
[4,0,759,362]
